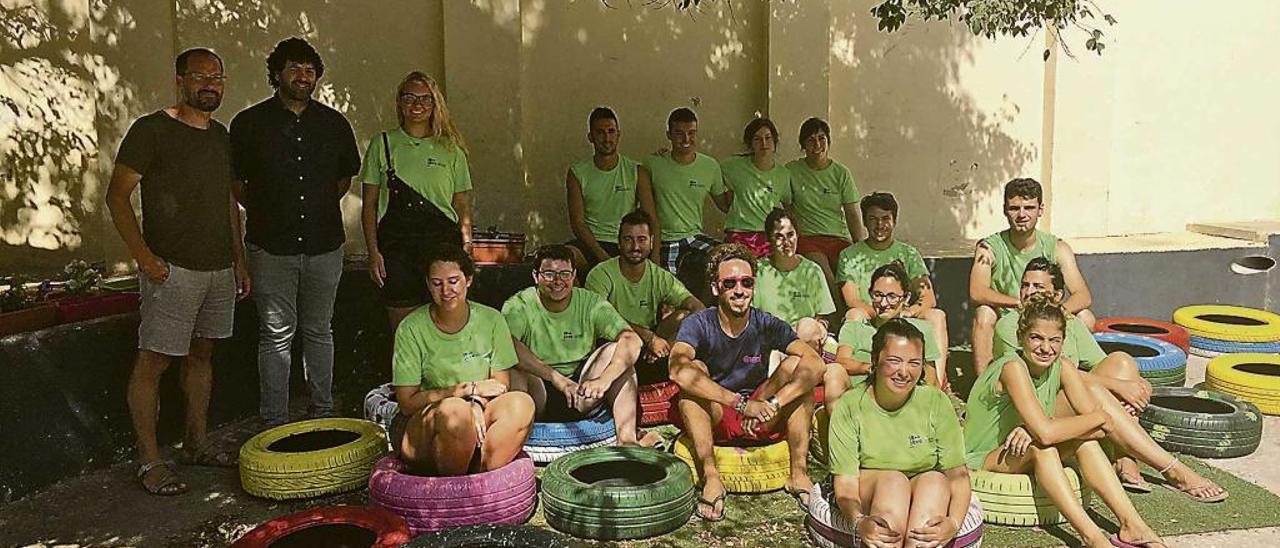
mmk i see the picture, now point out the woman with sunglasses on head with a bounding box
[390,244,535,475]
[361,71,474,332]
[825,318,971,548]
[720,118,792,258]
[965,297,1170,548]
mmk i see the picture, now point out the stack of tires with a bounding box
[1095,317,1190,352]
[1174,305,1280,358]
[638,381,679,426]
[970,469,1088,526]
[1205,353,1280,415]
[523,409,617,464]
[807,480,984,547]
[368,452,538,536]
[1139,387,1262,458]
[1092,332,1187,388]
[240,418,388,500]
[541,446,695,540]
[672,435,790,493]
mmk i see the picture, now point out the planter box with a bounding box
[0,304,58,337]
[472,230,526,266]
[54,292,141,323]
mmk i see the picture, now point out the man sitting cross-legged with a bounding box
[585,210,704,382]
[505,244,658,447]
[669,243,825,521]
[970,177,1094,373]
[994,258,1224,500]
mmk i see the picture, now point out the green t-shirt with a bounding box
[835,240,930,303]
[360,128,473,221]
[982,229,1059,300]
[571,155,639,243]
[391,302,518,390]
[645,151,726,241]
[964,353,1062,468]
[786,158,860,239]
[719,155,792,233]
[584,257,693,330]
[829,379,966,477]
[994,312,1105,370]
[837,318,941,364]
[501,287,631,376]
[753,258,835,325]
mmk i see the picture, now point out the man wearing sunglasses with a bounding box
[504,245,659,447]
[669,243,824,521]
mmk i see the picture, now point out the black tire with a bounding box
[1138,387,1263,458]
[541,446,695,541]
[406,524,584,547]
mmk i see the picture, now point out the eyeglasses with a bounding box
[719,276,755,290]
[870,291,905,304]
[183,72,227,84]
[537,270,575,281]
[398,92,435,105]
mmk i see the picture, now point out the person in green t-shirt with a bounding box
[565,107,644,267]
[753,208,835,350]
[824,319,970,548]
[965,299,1222,548]
[390,245,534,476]
[837,191,951,386]
[969,178,1095,374]
[721,117,792,257]
[640,107,728,283]
[504,245,659,447]
[830,262,943,401]
[585,210,704,383]
[787,117,862,308]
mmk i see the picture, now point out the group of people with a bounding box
[106,38,1227,548]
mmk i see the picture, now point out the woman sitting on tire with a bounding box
[828,318,970,548]
[965,297,1169,548]
[391,244,535,475]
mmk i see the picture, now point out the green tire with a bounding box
[1138,387,1262,458]
[540,446,695,541]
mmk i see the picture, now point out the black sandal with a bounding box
[137,461,189,496]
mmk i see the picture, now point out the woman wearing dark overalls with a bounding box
[361,71,473,331]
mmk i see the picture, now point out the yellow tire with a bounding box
[1173,305,1280,343]
[970,468,1087,527]
[672,435,790,493]
[1206,354,1280,414]
[240,418,388,500]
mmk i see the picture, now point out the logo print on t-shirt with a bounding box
[742,354,762,365]
[460,350,494,363]
[907,434,923,447]
[687,179,701,188]
[638,298,650,309]
[562,331,582,341]
[425,158,445,168]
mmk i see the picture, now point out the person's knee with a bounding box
[911,470,948,491]
[1107,352,1140,378]
[495,392,535,424]
[844,307,870,323]
[187,339,215,362]
[796,317,822,343]
[1076,309,1096,329]
[973,305,997,327]
[924,307,947,323]
[432,398,473,435]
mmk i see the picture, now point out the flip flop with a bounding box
[696,490,727,522]
[1110,534,1168,548]
[638,430,667,451]
[137,460,188,496]
[1165,481,1228,503]
[1117,471,1152,493]
[784,485,813,512]
[179,442,237,468]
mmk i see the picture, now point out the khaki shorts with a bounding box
[138,263,235,356]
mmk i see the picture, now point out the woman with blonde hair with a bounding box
[361,71,474,331]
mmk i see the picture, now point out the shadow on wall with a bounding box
[831,1,1038,244]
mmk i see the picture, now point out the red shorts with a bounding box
[797,235,851,266]
[671,385,786,444]
[725,231,771,258]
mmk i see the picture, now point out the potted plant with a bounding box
[0,277,57,337]
[52,260,140,323]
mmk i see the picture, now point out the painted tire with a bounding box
[405,525,579,547]
[239,418,388,500]
[231,505,410,548]
[1139,387,1262,458]
[638,382,679,427]
[672,435,790,493]
[523,410,617,464]
[1173,305,1280,343]
[1092,333,1186,375]
[363,383,399,432]
[541,446,696,540]
[368,453,537,536]
[1190,336,1280,355]
[806,480,983,547]
[970,469,1087,526]
[1147,373,1187,389]
[1095,317,1190,352]
[1205,353,1280,414]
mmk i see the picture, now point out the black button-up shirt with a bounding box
[230,96,360,255]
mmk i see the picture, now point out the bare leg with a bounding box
[574,343,644,445]
[845,307,871,323]
[481,391,535,471]
[1088,352,1144,485]
[971,305,998,374]
[128,350,174,464]
[905,471,951,548]
[180,338,215,449]
[506,368,548,415]
[920,308,950,388]
[401,398,477,476]
[1067,439,1163,546]
[859,469,911,543]
[752,356,815,496]
[1076,308,1097,331]
[984,444,1110,548]
[823,362,851,402]
[795,317,828,350]
[674,360,726,519]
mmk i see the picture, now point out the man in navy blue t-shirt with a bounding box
[669,243,824,522]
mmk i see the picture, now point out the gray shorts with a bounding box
[139,263,235,356]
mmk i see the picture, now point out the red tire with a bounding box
[639,382,679,426]
[368,453,536,536]
[1096,317,1191,352]
[231,505,410,548]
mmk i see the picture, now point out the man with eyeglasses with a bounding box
[106,47,249,496]
[229,37,360,428]
[669,243,824,521]
[504,245,659,447]
[833,262,943,395]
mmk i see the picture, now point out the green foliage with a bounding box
[0,277,41,313]
[61,260,103,296]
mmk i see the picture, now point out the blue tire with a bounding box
[1190,336,1280,355]
[1093,333,1186,374]
[523,409,617,464]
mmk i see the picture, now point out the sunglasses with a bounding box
[719,276,755,290]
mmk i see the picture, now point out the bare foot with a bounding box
[696,477,727,521]
[1163,460,1227,501]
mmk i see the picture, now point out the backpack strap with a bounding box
[381,131,395,176]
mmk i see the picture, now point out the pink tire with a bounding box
[368,453,536,536]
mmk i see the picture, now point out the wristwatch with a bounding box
[767,395,782,409]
